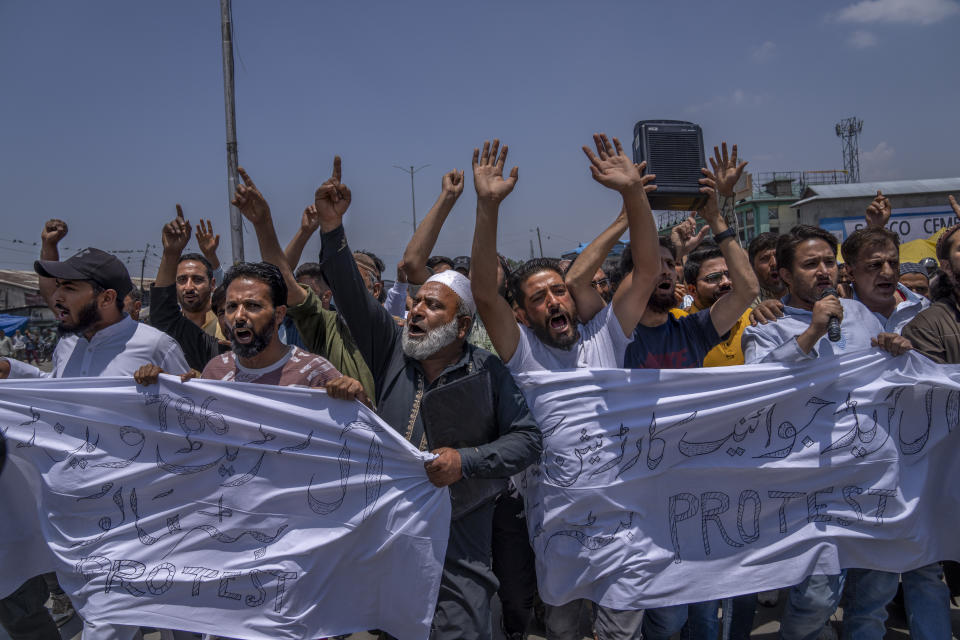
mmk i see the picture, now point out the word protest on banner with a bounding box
[0,376,450,640]
[515,351,960,610]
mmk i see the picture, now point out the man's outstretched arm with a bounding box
[38,219,68,306]
[698,182,759,336]
[582,134,659,337]
[566,163,657,323]
[401,170,464,285]
[471,139,521,363]
[284,204,321,271]
[699,144,759,335]
[230,168,307,308]
[565,208,627,324]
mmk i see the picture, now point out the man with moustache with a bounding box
[0,224,189,640]
[150,206,232,371]
[748,232,787,303]
[471,134,662,640]
[298,156,541,640]
[741,225,911,640]
[138,262,349,394]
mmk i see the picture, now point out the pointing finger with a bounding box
[332,156,342,183]
[238,167,256,189]
[176,204,185,220]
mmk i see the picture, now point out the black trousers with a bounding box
[0,575,59,640]
[491,494,537,636]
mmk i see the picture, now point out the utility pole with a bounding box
[835,116,863,184]
[139,243,149,293]
[220,0,243,263]
[529,239,535,260]
[394,164,430,232]
[536,227,544,258]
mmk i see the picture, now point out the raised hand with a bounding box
[707,142,748,197]
[161,204,192,254]
[582,134,644,193]
[865,190,891,228]
[41,219,68,246]
[949,194,959,217]
[195,219,220,258]
[442,169,465,199]
[314,156,352,232]
[396,261,408,284]
[472,139,518,203]
[697,177,722,226]
[670,214,710,257]
[300,204,321,233]
[232,167,272,226]
[637,162,658,193]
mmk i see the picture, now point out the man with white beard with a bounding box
[311,156,542,640]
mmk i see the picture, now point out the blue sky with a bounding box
[1,0,958,276]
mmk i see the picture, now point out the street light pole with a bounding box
[394,164,430,232]
[220,0,243,264]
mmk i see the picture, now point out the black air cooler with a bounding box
[632,120,707,211]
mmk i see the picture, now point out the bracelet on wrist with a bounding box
[713,227,737,243]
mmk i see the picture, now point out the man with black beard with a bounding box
[304,156,540,640]
[622,160,757,371]
[188,262,346,389]
[0,227,188,640]
[470,134,661,640]
[150,205,232,371]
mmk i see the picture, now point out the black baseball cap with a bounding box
[35,248,134,300]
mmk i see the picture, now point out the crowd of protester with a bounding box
[1,133,959,640]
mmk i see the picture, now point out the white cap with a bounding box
[424,270,475,315]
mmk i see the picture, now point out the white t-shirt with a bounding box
[7,315,188,378]
[506,304,630,374]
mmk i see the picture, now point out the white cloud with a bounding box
[860,141,900,180]
[752,41,776,62]
[848,30,879,47]
[835,0,960,25]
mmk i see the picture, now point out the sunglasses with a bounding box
[700,270,731,284]
[591,278,609,287]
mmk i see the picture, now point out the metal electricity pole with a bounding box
[536,227,544,257]
[394,164,430,232]
[220,0,243,263]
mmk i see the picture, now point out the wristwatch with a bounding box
[713,227,736,243]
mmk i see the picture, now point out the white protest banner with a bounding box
[0,375,450,640]
[515,351,960,609]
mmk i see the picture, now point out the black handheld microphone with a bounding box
[818,287,842,342]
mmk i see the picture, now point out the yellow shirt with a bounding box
[202,311,227,341]
[702,308,751,367]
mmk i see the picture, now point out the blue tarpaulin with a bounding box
[0,314,29,335]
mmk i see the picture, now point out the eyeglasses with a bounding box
[591,278,609,287]
[700,270,731,284]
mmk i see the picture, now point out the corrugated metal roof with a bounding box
[0,270,39,291]
[793,177,960,208]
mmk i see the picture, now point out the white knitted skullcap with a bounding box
[424,270,475,315]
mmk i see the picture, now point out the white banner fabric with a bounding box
[0,375,450,640]
[516,351,960,610]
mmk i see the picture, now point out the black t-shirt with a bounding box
[624,309,721,369]
[149,283,228,372]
